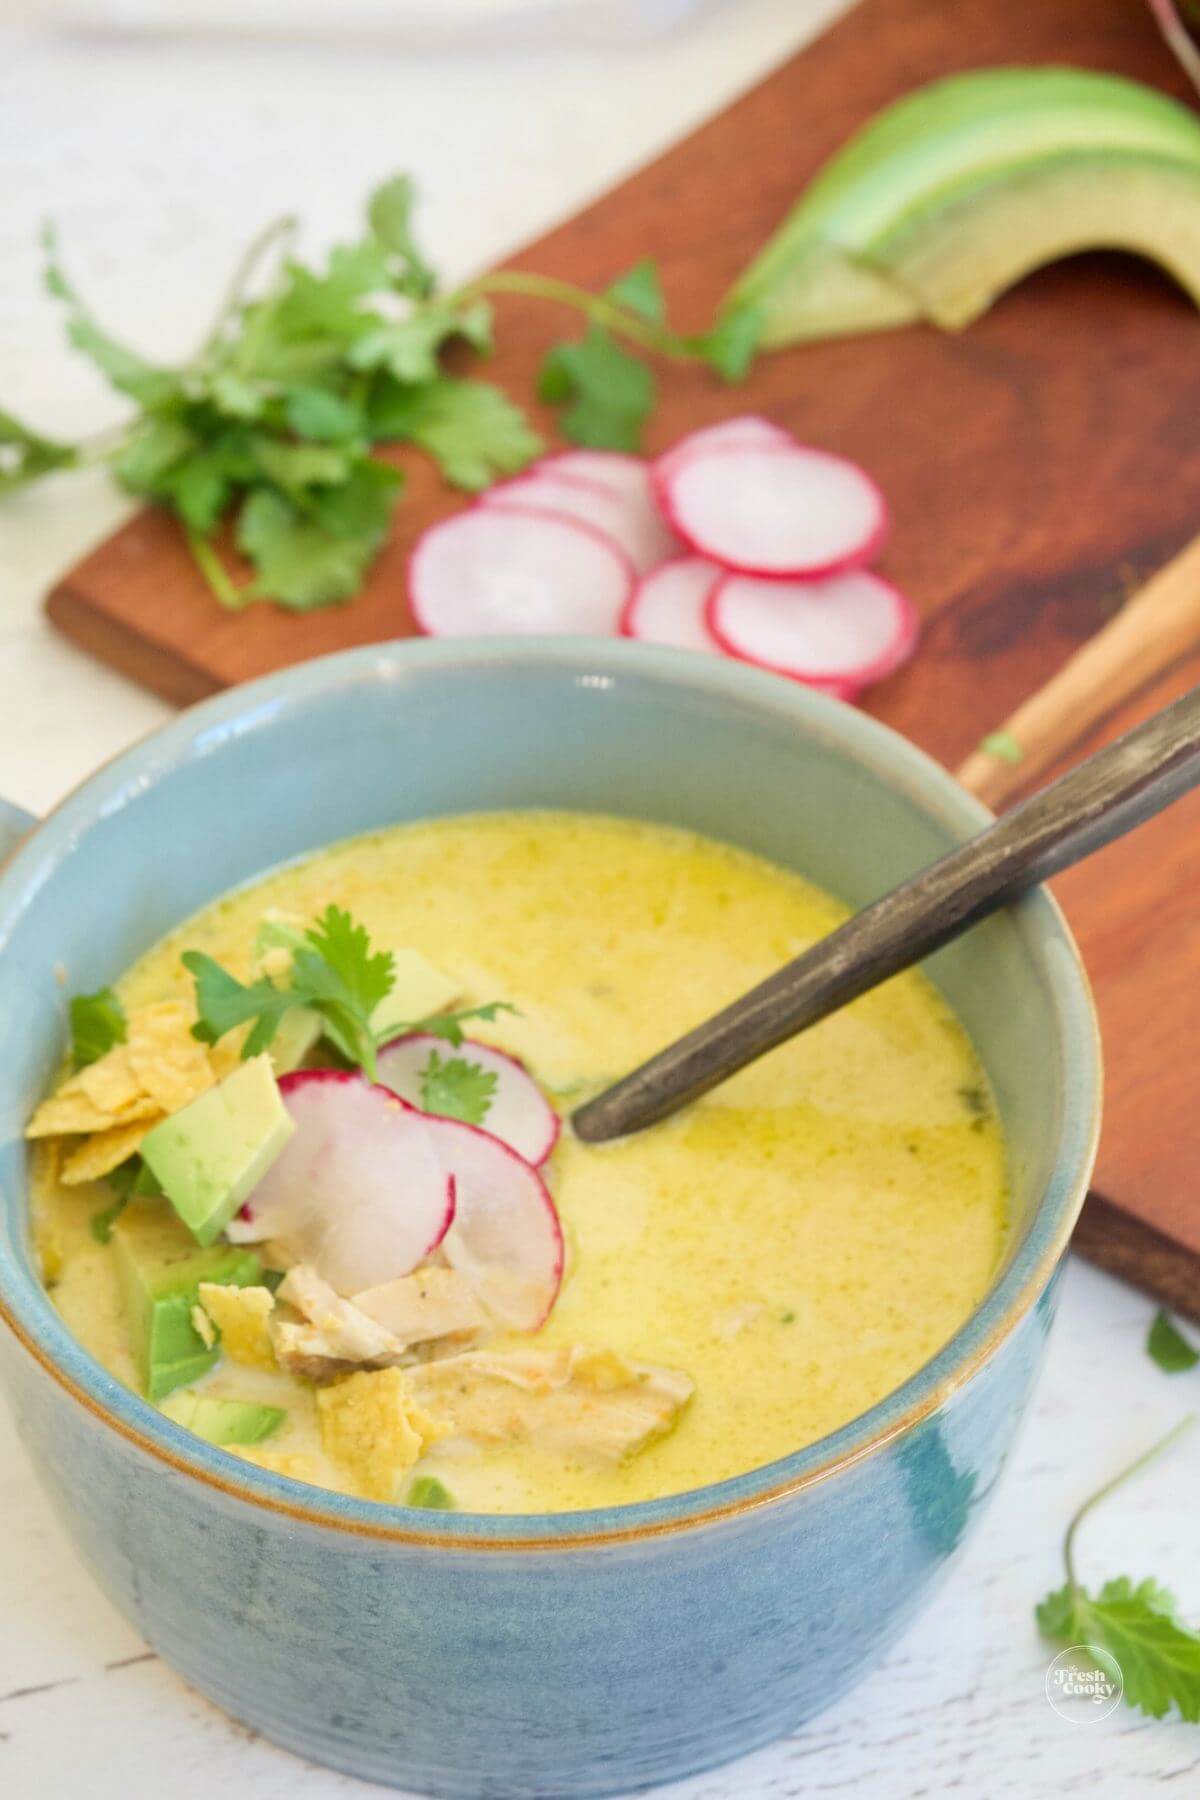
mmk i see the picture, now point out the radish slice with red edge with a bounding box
[652,415,790,490]
[539,449,648,495]
[421,1113,564,1331]
[708,570,918,688]
[661,442,887,578]
[226,1070,455,1295]
[410,506,633,638]
[376,1033,560,1167]
[620,555,724,654]
[483,470,681,575]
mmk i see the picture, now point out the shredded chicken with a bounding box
[269,1263,484,1380]
[270,1265,403,1379]
[408,1346,694,1465]
[352,1268,487,1344]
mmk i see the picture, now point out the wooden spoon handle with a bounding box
[957,530,1200,808]
[573,684,1200,1144]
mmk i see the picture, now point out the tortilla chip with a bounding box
[126,1001,215,1113]
[25,1081,160,1139]
[60,1116,162,1185]
[75,1045,149,1117]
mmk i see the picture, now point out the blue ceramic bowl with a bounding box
[0,640,1100,1798]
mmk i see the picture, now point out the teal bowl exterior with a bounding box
[0,641,1099,1797]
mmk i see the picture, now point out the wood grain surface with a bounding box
[44,0,1200,1314]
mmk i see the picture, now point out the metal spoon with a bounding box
[572,683,1200,1144]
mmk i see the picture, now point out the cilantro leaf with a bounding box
[267,240,392,344]
[183,952,297,1059]
[69,987,127,1070]
[367,175,437,300]
[112,417,197,493]
[235,458,400,609]
[1038,1578,1200,1722]
[606,258,665,324]
[186,905,395,1077]
[349,301,492,385]
[42,224,179,409]
[538,326,655,451]
[371,376,541,490]
[302,905,395,1016]
[1148,1311,1200,1373]
[689,302,764,382]
[405,1000,519,1050]
[0,405,77,492]
[419,1050,498,1126]
[283,385,365,444]
[1035,1416,1200,1723]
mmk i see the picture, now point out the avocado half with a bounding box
[728,67,1200,345]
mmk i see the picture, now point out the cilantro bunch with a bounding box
[2,179,757,612]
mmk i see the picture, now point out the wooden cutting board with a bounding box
[46,0,1200,1320]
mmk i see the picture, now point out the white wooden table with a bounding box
[2,5,1199,1792]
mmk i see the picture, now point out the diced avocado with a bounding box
[268,1007,323,1076]
[371,949,460,1044]
[112,1204,265,1401]
[406,1475,455,1511]
[141,1054,294,1247]
[161,1391,286,1447]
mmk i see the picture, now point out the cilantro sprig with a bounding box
[1036,1415,1200,1721]
[186,904,394,1077]
[419,1050,498,1127]
[2,180,756,610]
[185,907,515,1088]
[69,987,127,1070]
[1148,1311,1200,1373]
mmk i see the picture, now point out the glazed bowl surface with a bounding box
[0,639,1100,1797]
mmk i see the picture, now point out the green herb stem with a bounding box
[1065,1415,1196,1595]
[185,530,256,610]
[193,213,299,371]
[451,271,694,362]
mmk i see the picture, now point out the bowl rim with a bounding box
[0,637,1102,1550]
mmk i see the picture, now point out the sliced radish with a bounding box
[420,1114,564,1331]
[483,469,681,576]
[708,570,918,688]
[652,415,791,491]
[538,449,648,495]
[376,1033,560,1167]
[661,443,887,578]
[620,555,724,654]
[410,506,633,638]
[227,1071,455,1296]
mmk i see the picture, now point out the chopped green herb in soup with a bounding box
[29,812,1007,1513]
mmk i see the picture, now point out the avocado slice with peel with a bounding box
[727,68,1200,346]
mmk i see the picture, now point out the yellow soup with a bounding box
[33,811,1007,1514]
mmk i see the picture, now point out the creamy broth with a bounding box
[34,811,1007,1513]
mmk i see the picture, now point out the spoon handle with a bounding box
[572,684,1200,1144]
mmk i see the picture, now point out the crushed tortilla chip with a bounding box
[198,1283,277,1370]
[25,1062,160,1139]
[209,1035,247,1081]
[316,1368,444,1502]
[191,1304,217,1351]
[126,1000,215,1113]
[76,1046,149,1118]
[60,1117,162,1185]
